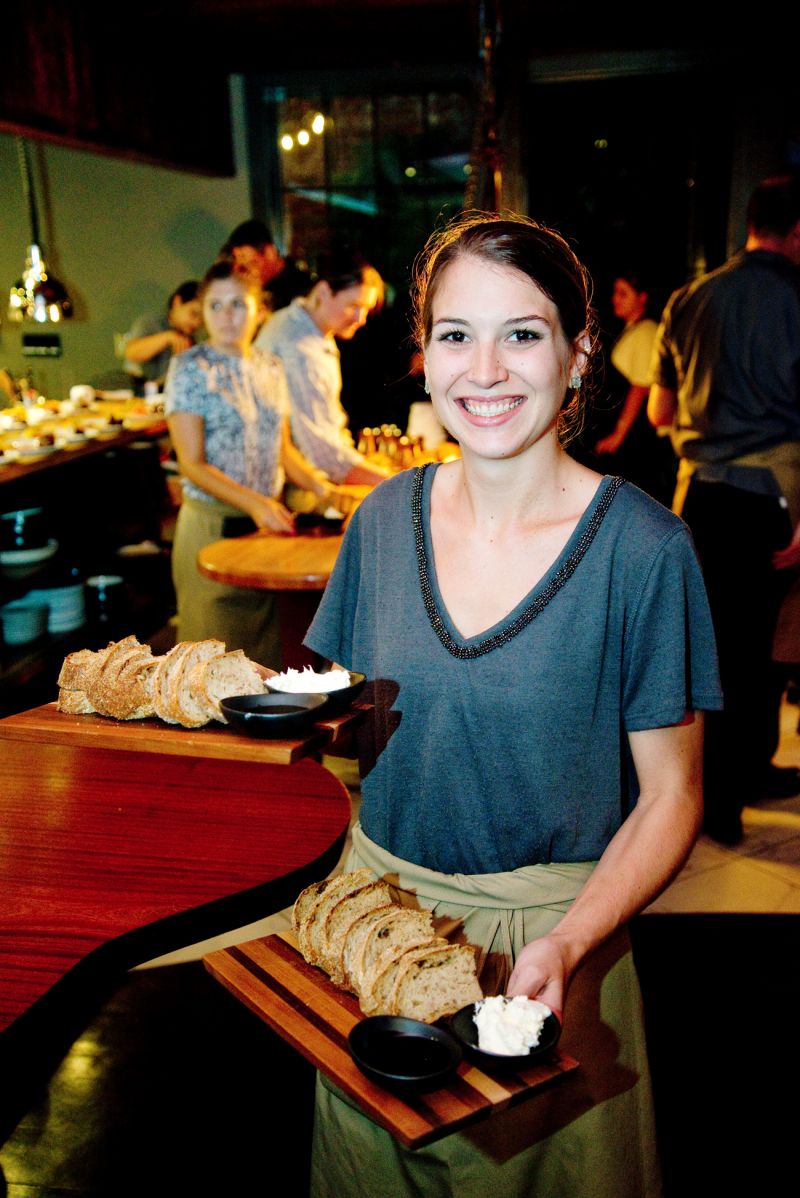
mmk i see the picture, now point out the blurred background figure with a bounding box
[256,246,392,487]
[164,259,332,665]
[593,269,676,505]
[649,174,800,844]
[220,219,311,315]
[120,281,202,394]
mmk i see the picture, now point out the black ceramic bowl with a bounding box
[449,1001,562,1074]
[220,692,328,739]
[266,670,367,719]
[348,1015,462,1093]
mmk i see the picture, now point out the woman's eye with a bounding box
[437,329,468,343]
[508,328,541,343]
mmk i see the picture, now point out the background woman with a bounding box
[593,269,677,505]
[165,260,333,666]
[122,281,203,393]
[256,247,392,487]
[305,213,721,1196]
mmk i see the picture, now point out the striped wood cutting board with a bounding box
[203,932,579,1148]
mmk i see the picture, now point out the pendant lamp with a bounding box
[7,138,73,323]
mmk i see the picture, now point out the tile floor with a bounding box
[645,695,800,915]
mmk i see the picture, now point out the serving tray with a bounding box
[204,932,579,1149]
[0,701,366,766]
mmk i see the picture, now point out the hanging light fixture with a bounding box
[7,138,73,323]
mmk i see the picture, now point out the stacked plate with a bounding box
[27,582,87,634]
[0,598,49,646]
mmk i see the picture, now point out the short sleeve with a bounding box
[164,352,205,417]
[650,303,679,391]
[622,525,722,730]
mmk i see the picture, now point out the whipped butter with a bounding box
[268,666,351,694]
[473,995,551,1055]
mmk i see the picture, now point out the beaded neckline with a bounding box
[411,464,624,660]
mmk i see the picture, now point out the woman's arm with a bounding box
[125,328,192,364]
[506,713,703,1016]
[648,384,677,429]
[168,410,296,532]
[595,384,649,455]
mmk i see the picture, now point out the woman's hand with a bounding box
[246,494,296,534]
[506,933,573,1021]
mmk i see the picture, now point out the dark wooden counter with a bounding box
[0,732,351,1137]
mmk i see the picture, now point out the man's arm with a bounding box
[648,384,677,429]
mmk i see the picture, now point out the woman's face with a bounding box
[423,253,583,462]
[202,278,261,354]
[611,278,647,325]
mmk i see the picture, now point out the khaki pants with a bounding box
[171,496,281,668]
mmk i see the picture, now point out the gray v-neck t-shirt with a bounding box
[307,466,721,874]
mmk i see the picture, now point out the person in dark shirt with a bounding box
[649,174,800,844]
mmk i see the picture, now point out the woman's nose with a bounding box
[467,342,508,387]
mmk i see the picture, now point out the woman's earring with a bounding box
[569,373,582,390]
[423,377,430,395]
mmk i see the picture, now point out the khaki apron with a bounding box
[310,825,662,1198]
[171,495,281,668]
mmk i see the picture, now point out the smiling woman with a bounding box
[304,211,723,1198]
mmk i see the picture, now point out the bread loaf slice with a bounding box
[88,637,142,717]
[97,643,158,720]
[358,936,448,1017]
[166,638,226,727]
[58,647,101,690]
[151,642,194,724]
[292,878,335,934]
[341,904,398,993]
[320,880,394,984]
[189,649,266,723]
[354,907,436,997]
[389,943,483,1024]
[57,687,96,714]
[298,868,376,966]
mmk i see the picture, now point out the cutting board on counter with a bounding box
[204,932,579,1149]
[0,701,366,765]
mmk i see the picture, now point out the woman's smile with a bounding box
[457,394,526,419]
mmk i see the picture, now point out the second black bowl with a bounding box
[220,692,328,738]
[449,1002,562,1073]
[266,670,367,719]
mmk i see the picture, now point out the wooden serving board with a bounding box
[0,702,366,766]
[204,932,579,1149]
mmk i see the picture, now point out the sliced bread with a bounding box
[354,907,436,996]
[151,642,194,724]
[167,638,226,726]
[340,904,398,993]
[319,880,394,983]
[359,935,447,1017]
[298,868,376,966]
[190,649,266,723]
[389,943,483,1024]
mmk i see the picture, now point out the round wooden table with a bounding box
[197,525,350,669]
